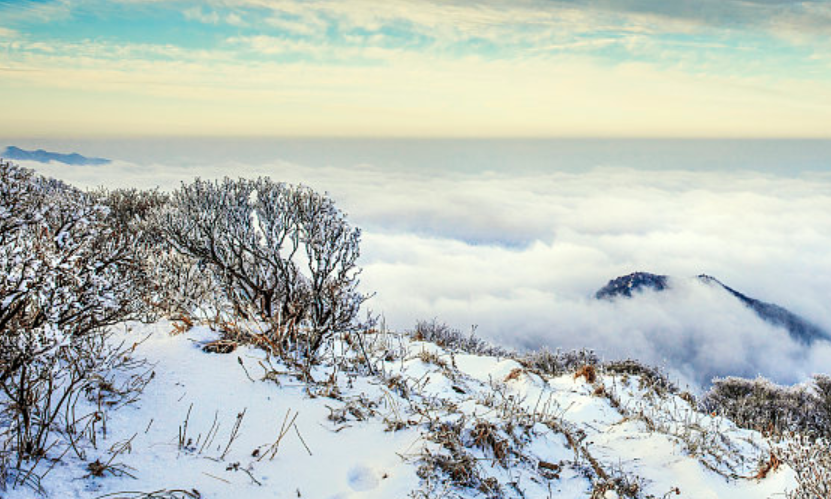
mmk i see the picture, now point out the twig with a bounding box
[199,411,220,455]
[202,472,232,484]
[220,409,246,460]
[237,356,257,382]
[294,424,313,456]
[178,403,194,453]
[259,409,299,461]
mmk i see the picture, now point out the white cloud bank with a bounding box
[20,143,831,388]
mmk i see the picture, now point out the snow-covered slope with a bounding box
[13,321,798,499]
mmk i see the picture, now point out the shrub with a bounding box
[96,187,171,321]
[158,177,367,357]
[814,374,831,429]
[701,376,828,437]
[0,160,142,487]
[520,347,598,378]
[411,319,508,357]
[779,436,831,499]
[96,187,221,322]
[1,163,137,380]
[602,359,677,395]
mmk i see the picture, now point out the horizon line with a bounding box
[4,135,831,141]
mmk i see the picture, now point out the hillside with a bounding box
[1,160,828,499]
[4,319,804,499]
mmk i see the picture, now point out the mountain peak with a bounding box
[595,271,829,345]
[595,271,669,300]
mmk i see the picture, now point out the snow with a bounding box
[5,321,800,499]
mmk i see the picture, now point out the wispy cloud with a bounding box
[198,0,831,44]
[1,0,830,136]
[183,6,246,27]
[0,26,18,39]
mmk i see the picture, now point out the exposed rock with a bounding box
[595,271,669,300]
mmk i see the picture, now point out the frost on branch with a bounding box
[158,177,367,357]
[701,375,831,438]
[0,161,143,487]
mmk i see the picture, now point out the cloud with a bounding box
[183,7,221,25]
[264,14,326,37]
[2,39,830,138]
[2,0,831,137]
[16,141,831,388]
[0,0,72,24]
[183,6,247,27]
[206,0,831,44]
[0,27,18,39]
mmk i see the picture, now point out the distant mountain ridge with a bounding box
[2,146,110,165]
[596,271,829,345]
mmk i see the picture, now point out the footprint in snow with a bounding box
[347,465,380,491]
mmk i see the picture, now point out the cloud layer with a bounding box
[17,139,831,388]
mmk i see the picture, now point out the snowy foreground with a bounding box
[18,321,798,499]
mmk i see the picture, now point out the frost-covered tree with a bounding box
[159,177,366,355]
[0,160,140,474]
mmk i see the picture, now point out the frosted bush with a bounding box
[0,161,141,487]
[158,177,367,357]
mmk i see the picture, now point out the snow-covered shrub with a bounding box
[98,187,168,239]
[411,319,508,357]
[520,347,598,378]
[779,436,831,499]
[1,163,136,382]
[409,318,513,357]
[602,359,678,395]
[0,161,141,487]
[701,376,827,437]
[96,187,171,320]
[149,250,223,320]
[814,374,831,429]
[158,177,367,356]
[97,187,221,321]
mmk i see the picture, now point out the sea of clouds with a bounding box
[17,141,831,389]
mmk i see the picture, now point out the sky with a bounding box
[2,0,831,389]
[2,0,831,137]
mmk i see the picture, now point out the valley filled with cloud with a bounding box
[20,140,831,389]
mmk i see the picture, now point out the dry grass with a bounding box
[503,368,523,383]
[414,348,450,370]
[574,365,597,384]
[201,340,237,354]
[754,452,781,479]
[96,489,201,499]
[169,316,194,336]
[470,421,509,465]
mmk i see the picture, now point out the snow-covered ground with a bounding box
[10,321,798,499]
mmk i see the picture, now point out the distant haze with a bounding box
[8,138,831,389]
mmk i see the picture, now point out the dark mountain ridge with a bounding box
[595,271,669,299]
[596,271,829,345]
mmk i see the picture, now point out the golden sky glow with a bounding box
[1,0,831,137]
